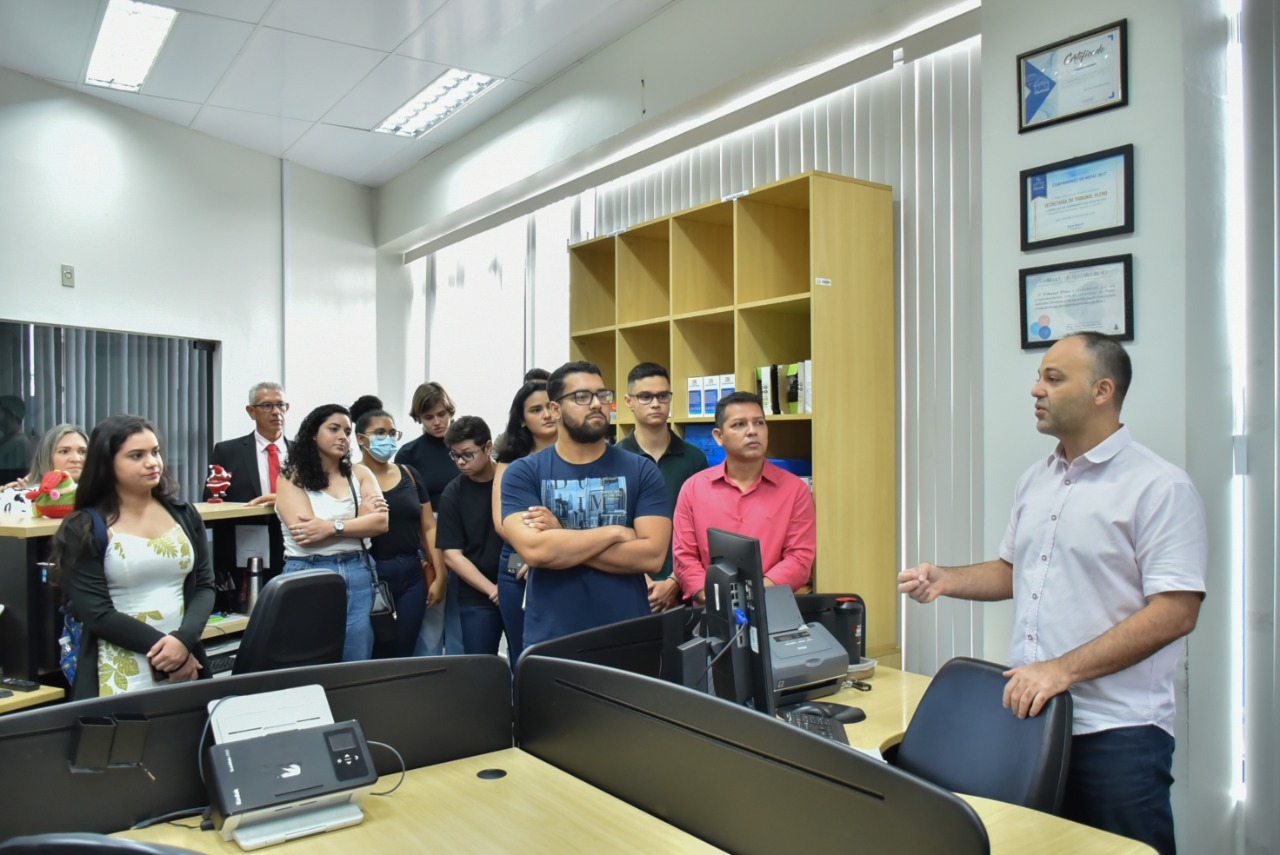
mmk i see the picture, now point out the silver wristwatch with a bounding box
[333,518,346,535]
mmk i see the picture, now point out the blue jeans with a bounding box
[458,599,505,655]
[1063,725,1176,854]
[414,597,446,655]
[372,552,426,658]
[443,572,465,654]
[497,570,526,667]
[283,551,373,662]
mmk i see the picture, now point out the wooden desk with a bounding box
[0,683,64,714]
[202,613,249,641]
[119,748,723,854]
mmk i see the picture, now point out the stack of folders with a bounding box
[688,373,735,417]
[754,361,813,415]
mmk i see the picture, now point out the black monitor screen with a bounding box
[703,527,775,717]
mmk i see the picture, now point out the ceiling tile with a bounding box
[0,0,99,83]
[398,0,632,80]
[144,13,254,102]
[164,0,273,24]
[285,123,415,185]
[511,0,672,85]
[191,105,314,157]
[207,28,385,122]
[264,0,448,52]
[322,54,452,131]
[360,137,446,188]
[75,84,203,126]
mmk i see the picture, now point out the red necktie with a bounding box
[265,443,280,492]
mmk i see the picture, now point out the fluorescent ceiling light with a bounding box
[376,70,502,138]
[85,0,177,93]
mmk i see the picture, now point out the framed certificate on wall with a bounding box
[1020,144,1134,251]
[1019,255,1133,349]
[1018,20,1128,132]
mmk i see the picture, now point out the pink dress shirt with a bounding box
[672,461,816,600]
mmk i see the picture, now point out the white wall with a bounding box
[980,1,1235,852]
[0,66,283,441]
[281,162,378,422]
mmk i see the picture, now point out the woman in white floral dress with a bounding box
[52,415,215,700]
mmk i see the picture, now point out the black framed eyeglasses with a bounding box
[631,392,673,406]
[448,447,485,464]
[250,402,290,413]
[556,389,615,406]
[360,429,403,440]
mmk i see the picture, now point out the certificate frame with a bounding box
[1020,144,1134,251]
[1019,254,1133,349]
[1018,19,1128,133]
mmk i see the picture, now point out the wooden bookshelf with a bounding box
[567,170,897,661]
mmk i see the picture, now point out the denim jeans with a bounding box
[371,552,426,658]
[458,599,505,655]
[1063,725,1176,854]
[497,571,526,667]
[414,597,446,655]
[443,571,465,654]
[282,551,373,662]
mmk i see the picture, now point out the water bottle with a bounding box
[246,556,262,614]
[834,597,865,664]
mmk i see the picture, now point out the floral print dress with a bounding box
[97,524,192,696]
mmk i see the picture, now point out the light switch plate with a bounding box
[61,265,75,287]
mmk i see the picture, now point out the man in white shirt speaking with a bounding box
[898,332,1206,855]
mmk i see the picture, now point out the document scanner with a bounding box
[766,586,849,704]
[205,687,378,851]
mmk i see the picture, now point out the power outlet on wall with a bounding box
[61,265,75,288]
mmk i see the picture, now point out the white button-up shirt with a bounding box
[999,426,1207,736]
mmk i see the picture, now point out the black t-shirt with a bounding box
[435,474,503,605]
[395,433,454,509]
[369,465,429,560]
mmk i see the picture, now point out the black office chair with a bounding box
[231,568,347,674]
[0,834,197,854]
[892,656,1073,814]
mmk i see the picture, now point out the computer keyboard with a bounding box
[207,654,237,675]
[784,712,850,746]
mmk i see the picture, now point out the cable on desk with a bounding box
[131,805,207,830]
[197,694,240,786]
[367,740,407,796]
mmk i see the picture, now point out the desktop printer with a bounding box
[766,586,849,704]
[205,687,378,851]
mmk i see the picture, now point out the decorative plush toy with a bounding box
[207,464,233,503]
[25,469,76,518]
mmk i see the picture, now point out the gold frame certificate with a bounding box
[1020,255,1133,349]
[1020,144,1134,251]
[1018,20,1128,132]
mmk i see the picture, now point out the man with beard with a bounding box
[501,361,670,648]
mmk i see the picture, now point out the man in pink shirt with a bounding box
[672,391,816,604]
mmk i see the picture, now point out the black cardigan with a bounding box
[62,497,216,700]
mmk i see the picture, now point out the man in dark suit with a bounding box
[206,382,292,595]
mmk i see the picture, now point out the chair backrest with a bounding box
[0,833,197,853]
[231,569,346,674]
[893,656,1073,814]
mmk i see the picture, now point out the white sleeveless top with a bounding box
[280,484,364,557]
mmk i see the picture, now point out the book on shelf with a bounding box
[688,376,703,417]
[719,373,735,399]
[755,365,774,414]
[702,375,720,416]
[785,363,800,414]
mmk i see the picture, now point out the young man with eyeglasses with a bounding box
[206,381,293,588]
[617,363,708,612]
[435,416,507,655]
[501,361,671,648]
[672,391,815,605]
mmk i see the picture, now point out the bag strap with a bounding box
[401,464,416,488]
[84,507,109,556]
[345,471,378,589]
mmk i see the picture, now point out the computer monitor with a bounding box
[702,527,775,716]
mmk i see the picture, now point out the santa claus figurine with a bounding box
[206,464,233,503]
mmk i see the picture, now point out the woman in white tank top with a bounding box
[275,404,388,661]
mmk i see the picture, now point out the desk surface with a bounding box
[0,683,64,714]
[120,668,1153,855]
[119,748,724,854]
[0,502,275,539]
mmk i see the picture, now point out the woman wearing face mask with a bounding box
[351,396,446,658]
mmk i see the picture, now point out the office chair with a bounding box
[0,834,197,854]
[892,656,1073,814]
[230,568,347,674]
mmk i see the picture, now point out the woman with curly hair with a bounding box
[0,423,88,514]
[51,415,214,699]
[491,379,557,665]
[276,404,389,662]
[350,395,445,658]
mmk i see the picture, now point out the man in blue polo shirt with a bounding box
[501,360,671,648]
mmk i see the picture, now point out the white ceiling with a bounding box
[0,0,673,187]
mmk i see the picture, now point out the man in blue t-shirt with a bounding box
[501,361,671,648]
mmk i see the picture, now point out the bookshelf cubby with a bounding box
[567,171,896,662]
